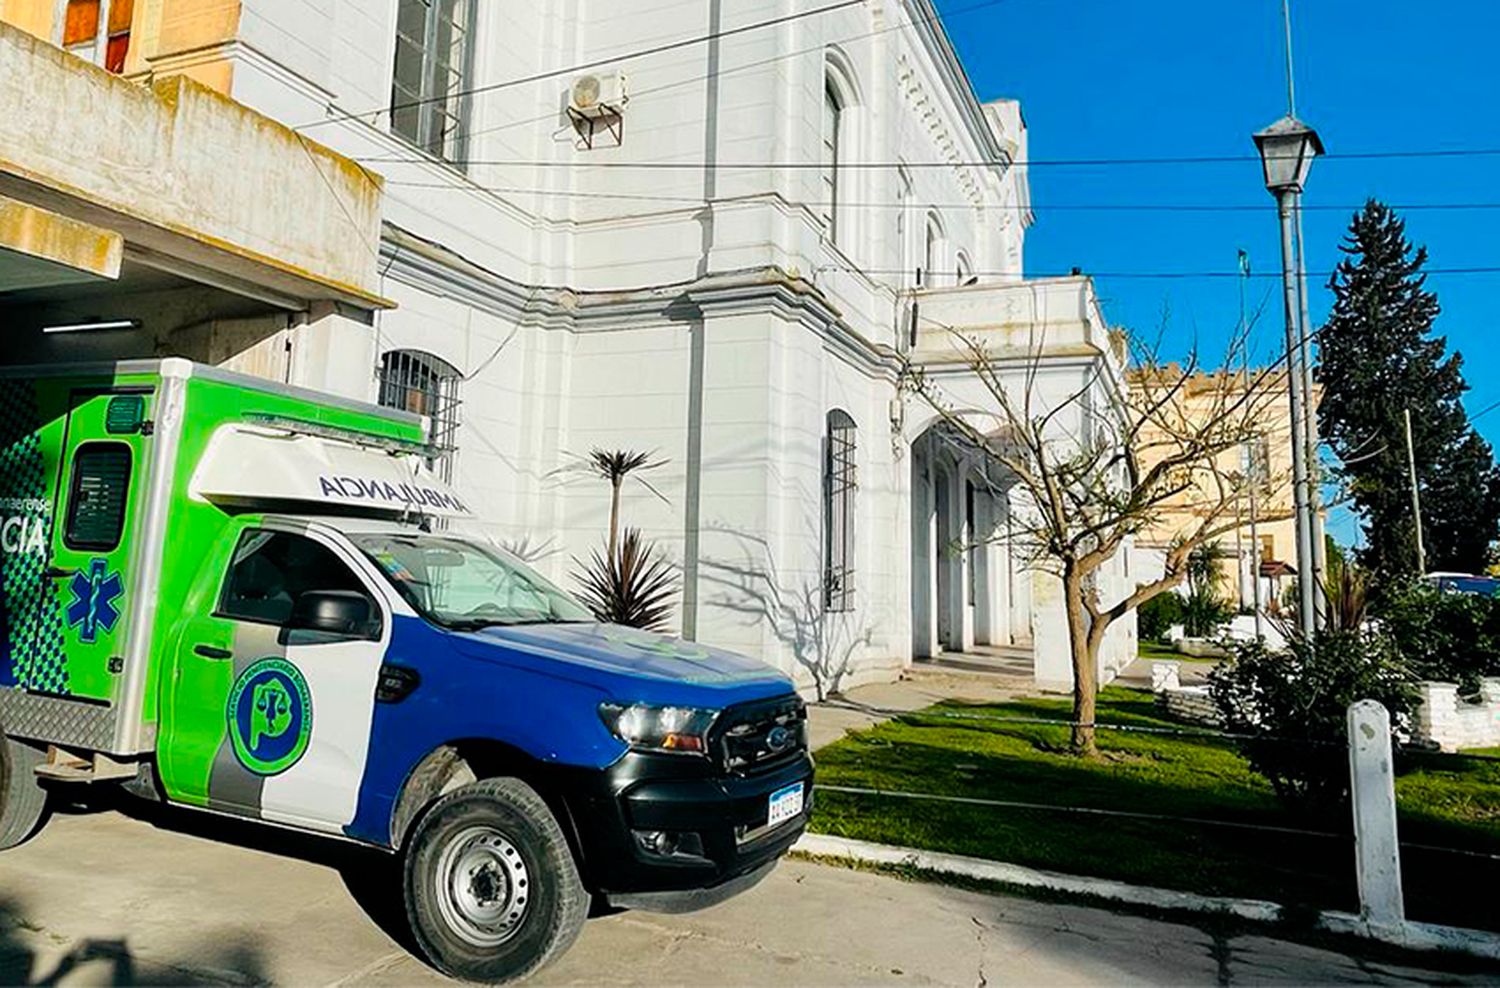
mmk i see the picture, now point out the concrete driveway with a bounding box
[0,800,1491,986]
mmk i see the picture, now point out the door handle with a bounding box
[193,644,233,660]
[43,566,75,579]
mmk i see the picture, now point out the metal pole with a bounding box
[1294,195,1327,622]
[1239,253,1260,631]
[1234,500,1246,611]
[1404,407,1427,574]
[1281,0,1298,115]
[1277,190,1317,640]
[1248,468,1265,640]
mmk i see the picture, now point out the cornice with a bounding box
[378,225,902,381]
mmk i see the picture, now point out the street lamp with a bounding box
[1254,113,1323,641]
[1253,115,1323,194]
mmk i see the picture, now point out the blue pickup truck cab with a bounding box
[278,517,815,982]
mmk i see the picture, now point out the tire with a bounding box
[404,777,588,984]
[0,736,48,850]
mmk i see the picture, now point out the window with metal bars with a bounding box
[376,349,462,482]
[823,410,857,611]
[390,0,477,167]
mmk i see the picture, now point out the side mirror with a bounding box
[288,590,381,640]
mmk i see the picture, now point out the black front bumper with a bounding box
[559,749,814,907]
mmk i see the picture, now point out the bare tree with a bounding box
[909,326,1293,756]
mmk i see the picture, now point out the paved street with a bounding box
[0,802,1492,986]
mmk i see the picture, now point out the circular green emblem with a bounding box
[227,657,313,776]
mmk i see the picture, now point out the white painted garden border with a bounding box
[793,833,1500,962]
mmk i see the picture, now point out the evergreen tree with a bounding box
[1318,200,1500,577]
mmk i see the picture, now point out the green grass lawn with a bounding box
[810,688,1500,933]
[1137,639,1182,661]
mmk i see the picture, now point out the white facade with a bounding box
[5,1,1135,694]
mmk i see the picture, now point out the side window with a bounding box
[64,442,132,551]
[219,531,372,628]
[377,349,462,482]
[823,410,858,611]
[61,0,134,73]
[391,0,477,166]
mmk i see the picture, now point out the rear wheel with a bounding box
[404,778,587,984]
[0,736,48,850]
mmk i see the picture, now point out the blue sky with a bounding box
[940,0,1500,545]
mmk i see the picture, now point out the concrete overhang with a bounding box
[0,195,122,293]
[0,21,392,312]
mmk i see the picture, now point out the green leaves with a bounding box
[572,527,679,633]
[1320,199,1500,576]
[1208,630,1420,810]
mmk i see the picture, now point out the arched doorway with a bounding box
[910,423,1027,660]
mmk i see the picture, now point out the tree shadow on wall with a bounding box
[0,893,270,986]
[698,527,875,701]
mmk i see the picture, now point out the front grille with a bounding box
[713,695,807,776]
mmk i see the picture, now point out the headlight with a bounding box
[599,702,718,755]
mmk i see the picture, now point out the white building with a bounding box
[0,0,1135,693]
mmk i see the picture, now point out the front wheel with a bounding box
[0,736,48,850]
[404,778,588,984]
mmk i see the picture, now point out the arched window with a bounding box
[924,213,944,286]
[896,164,915,288]
[821,81,844,243]
[955,251,974,285]
[377,349,462,481]
[824,410,858,611]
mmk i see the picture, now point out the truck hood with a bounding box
[450,622,794,701]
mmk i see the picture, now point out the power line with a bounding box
[358,147,1500,170]
[295,0,868,132]
[847,265,1500,280]
[378,181,1500,213]
[1469,397,1500,422]
[382,0,1022,149]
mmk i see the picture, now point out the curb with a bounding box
[793,833,1500,962]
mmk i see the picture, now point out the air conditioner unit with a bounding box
[569,72,628,119]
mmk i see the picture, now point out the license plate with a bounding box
[766,781,805,829]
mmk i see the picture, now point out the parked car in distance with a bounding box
[1424,572,1500,597]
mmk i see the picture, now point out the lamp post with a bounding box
[1254,114,1323,641]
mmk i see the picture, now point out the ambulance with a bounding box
[0,359,812,983]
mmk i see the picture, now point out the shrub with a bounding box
[1207,629,1420,810]
[1137,591,1184,642]
[573,528,679,632]
[1181,544,1233,637]
[1375,579,1500,694]
[1182,590,1234,638]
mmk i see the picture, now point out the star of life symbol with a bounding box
[65,558,123,643]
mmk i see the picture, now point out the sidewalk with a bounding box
[1,810,1488,986]
[808,664,1028,750]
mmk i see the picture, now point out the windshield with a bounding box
[352,533,594,630]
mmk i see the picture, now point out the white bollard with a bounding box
[1151,661,1181,692]
[1347,699,1405,930]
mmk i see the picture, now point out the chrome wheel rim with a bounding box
[434,826,532,947]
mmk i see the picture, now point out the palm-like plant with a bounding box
[573,528,679,632]
[585,449,667,560]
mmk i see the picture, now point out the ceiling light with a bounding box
[40,319,142,334]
